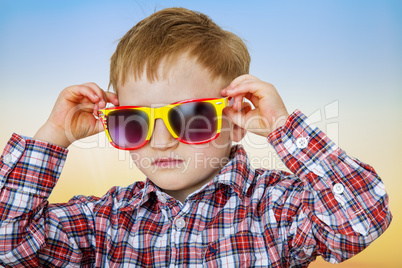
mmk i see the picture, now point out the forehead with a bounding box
[118,54,226,106]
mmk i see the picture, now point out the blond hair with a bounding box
[109,7,250,91]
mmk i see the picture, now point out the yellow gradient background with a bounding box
[1,1,401,267]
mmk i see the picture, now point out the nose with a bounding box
[150,119,179,150]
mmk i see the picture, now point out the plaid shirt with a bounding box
[0,110,391,267]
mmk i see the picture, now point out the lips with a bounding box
[152,158,184,168]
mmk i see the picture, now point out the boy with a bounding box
[0,7,391,267]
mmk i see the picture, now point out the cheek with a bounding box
[215,132,231,147]
[129,151,155,173]
[129,150,145,166]
[209,118,232,147]
[188,145,231,171]
[129,152,140,166]
[221,116,233,134]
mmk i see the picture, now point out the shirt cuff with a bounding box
[0,133,68,197]
[268,110,339,177]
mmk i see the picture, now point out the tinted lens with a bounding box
[107,109,149,149]
[168,102,217,143]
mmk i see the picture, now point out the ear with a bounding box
[231,124,247,142]
[224,104,251,143]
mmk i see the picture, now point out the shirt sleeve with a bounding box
[267,110,392,265]
[0,134,96,267]
[0,133,67,217]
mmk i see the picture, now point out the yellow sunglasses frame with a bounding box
[98,97,230,150]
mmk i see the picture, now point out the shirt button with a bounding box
[175,217,186,230]
[333,183,345,195]
[296,137,309,149]
[159,195,167,204]
[3,154,12,164]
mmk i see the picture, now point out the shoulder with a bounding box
[245,169,305,227]
[251,168,305,206]
[96,181,146,209]
[51,180,146,213]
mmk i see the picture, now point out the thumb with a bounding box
[95,118,105,134]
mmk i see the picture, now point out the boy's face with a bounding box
[118,54,234,202]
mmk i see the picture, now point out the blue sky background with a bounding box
[1,0,401,106]
[0,1,401,266]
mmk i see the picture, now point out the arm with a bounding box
[222,75,392,264]
[0,134,71,266]
[0,83,119,267]
[268,110,391,265]
[0,134,67,222]
[0,134,102,267]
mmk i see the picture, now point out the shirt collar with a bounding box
[212,145,254,199]
[122,144,254,211]
[120,179,159,212]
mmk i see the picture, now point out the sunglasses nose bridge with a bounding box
[149,106,179,149]
[152,106,170,126]
[153,106,164,120]
[151,105,176,137]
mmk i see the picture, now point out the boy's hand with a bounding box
[34,83,119,148]
[221,75,289,137]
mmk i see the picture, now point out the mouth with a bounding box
[152,158,184,168]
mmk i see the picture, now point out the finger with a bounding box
[83,83,118,108]
[81,82,107,104]
[233,95,245,111]
[226,81,270,99]
[221,74,256,96]
[93,102,99,117]
[63,86,98,105]
[65,102,98,126]
[223,107,242,128]
[104,91,119,106]
[223,105,250,129]
[228,90,260,111]
[94,118,105,134]
[241,102,253,113]
[75,102,97,114]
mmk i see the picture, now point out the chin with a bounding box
[151,176,188,188]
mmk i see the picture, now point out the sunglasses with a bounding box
[98,97,231,150]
